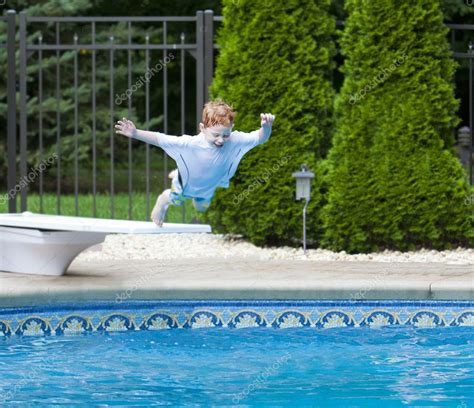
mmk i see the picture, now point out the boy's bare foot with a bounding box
[168,169,178,179]
[151,190,171,227]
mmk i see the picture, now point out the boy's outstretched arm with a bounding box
[115,117,155,144]
[258,113,275,144]
[231,113,275,150]
[115,117,187,151]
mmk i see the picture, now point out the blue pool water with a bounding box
[0,325,473,406]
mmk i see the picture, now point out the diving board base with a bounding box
[0,226,107,276]
[0,212,212,276]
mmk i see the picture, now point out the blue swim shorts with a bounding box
[169,170,212,212]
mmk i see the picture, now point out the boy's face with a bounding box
[200,123,233,148]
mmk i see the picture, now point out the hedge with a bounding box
[321,0,473,252]
[204,0,336,247]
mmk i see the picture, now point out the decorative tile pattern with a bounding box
[316,310,355,328]
[407,311,445,328]
[56,315,92,335]
[360,310,399,327]
[272,311,311,328]
[0,320,11,337]
[97,314,135,332]
[0,300,472,337]
[228,311,267,328]
[16,317,52,336]
[183,311,223,329]
[141,313,179,330]
[450,311,474,327]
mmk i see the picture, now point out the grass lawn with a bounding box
[0,192,199,224]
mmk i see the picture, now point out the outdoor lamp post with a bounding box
[292,164,314,255]
[457,126,471,174]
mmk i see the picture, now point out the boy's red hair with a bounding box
[202,100,237,128]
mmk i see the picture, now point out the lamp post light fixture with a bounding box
[292,164,314,255]
[457,126,471,175]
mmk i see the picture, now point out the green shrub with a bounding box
[204,0,336,246]
[322,0,473,252]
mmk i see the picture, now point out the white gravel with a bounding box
[76,233,474,265]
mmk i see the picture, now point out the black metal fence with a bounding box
[3,11,17,215]
[2,12,473,222]
[4,10,220,220]
[449,23,474,187]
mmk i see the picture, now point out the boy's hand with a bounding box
[115,117,137,138]
[258,113,275,144]
[260,113,275,128]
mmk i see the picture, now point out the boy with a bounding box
[115,100,275,226]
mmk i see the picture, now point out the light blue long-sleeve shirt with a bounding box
[148,129,264,200]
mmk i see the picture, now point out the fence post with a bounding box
[6,10,16,213]
[19,11,27,212]
[469,42,473,186]
[196,11,204,131]
[204,9,214,103]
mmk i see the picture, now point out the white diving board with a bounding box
[0,212,212,276]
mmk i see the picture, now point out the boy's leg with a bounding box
[151,189,172,227]
[151,169,186,227]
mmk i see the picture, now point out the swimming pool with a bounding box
[1,300,473,406]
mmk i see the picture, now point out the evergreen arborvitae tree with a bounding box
[204,0,336,246]
[0,0,92,191]
[0,0,169,199]
[322,0,473,252]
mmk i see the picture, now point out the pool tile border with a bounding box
[0,300,473,336]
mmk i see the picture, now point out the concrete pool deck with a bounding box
[0,257,472,307]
